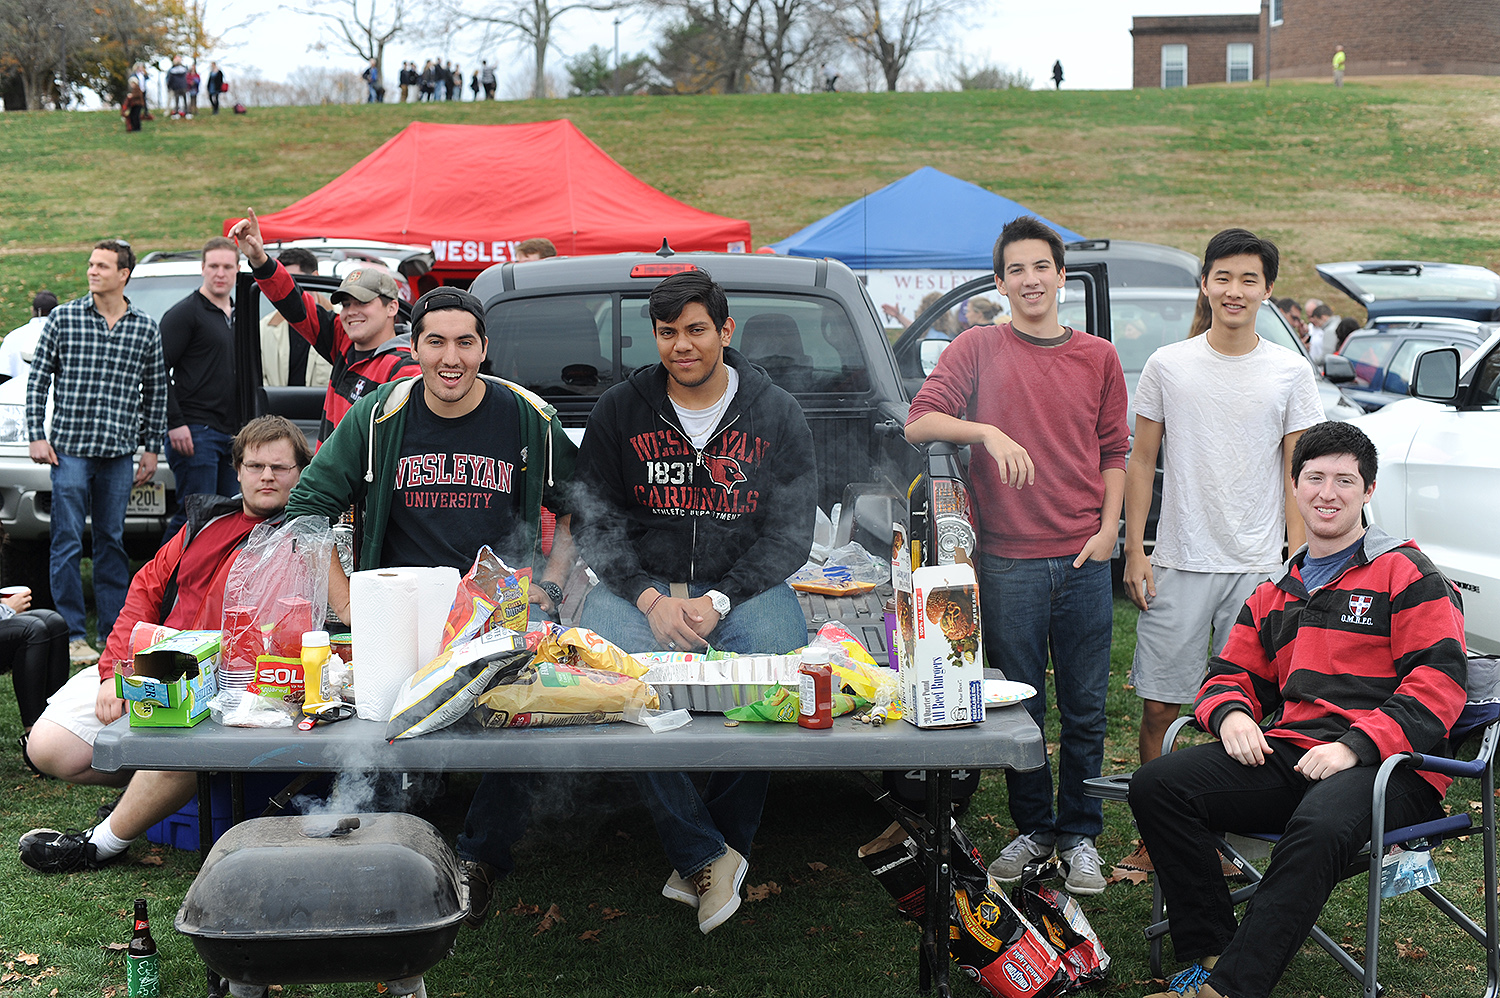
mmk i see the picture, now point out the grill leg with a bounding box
[385,975,426,997]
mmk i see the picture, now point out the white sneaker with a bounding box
[662,869,698,907]
[987,832,1054,882]
[1060,840,1107,895]
[68,639,100,664]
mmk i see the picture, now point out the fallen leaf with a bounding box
[16,953,39,967]
[601,907,626,921]
[509,900,541,917]
[578,929,601,942]
[137,855,164,867]
[1108,867,1148,885]
[103,988,120,998]
[533,903,564,937]
[745,881,781,901]
[615,830,630,841]
[807,861,828,872]
[689,988,718,995]
[805,925,830,936]
[1393,938,1427,961]
[1,973,21,985]
[102,943,128,952]
[49,989,58,996]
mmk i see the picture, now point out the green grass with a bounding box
[5,76,1500,330]
[1,598,1491,997]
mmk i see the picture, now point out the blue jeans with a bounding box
[586,579,805,876]
[979,554,1112,850]
[50,453,134,643]
[165,424,237,539]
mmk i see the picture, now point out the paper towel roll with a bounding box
[351,570,421,722]
[407,566,461,667]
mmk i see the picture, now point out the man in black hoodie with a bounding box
[572,268,817,934]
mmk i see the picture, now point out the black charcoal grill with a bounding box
[176,813,466,998]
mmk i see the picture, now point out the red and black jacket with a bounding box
[251,257,420,442]
[1195,526,1468,795]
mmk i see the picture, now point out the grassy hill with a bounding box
[3,75,1500,329]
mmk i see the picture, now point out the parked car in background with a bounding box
[1063,238,1200,288]
[1316,259,1500,323]
[1355,329,1500,654]
[1332,319,1489,411]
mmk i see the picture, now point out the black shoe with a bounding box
[96,793,124,824]
[18,828,111,873]
[460,859,496,928]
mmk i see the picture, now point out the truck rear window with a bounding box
[487,293,871,397]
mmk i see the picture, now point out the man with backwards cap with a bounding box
[229,208,420,442]
[283,285,578,929]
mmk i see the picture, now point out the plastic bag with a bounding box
[386,629,531,740]
[219,516,334,695]
[789,541,886,596]
[723,683,866,722]
[442,545,530,651]
[208,690,296,728]
[473,661,658,728]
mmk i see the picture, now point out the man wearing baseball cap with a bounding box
[229,208,419,442]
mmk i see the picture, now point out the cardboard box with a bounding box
[117,630,221,727]
[902,563,985,728]
[891,520,912,675]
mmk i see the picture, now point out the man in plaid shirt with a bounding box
[26,240,167,664]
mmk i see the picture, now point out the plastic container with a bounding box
[301,631,331,709]
[269,596,314,659]
[798,648,834,729]
[219,607,260,693]
[143,772,332,851]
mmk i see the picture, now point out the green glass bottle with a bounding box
[126,898,161,997]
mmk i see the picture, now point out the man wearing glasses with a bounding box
[18,416,312,872]
[26,239,167,666]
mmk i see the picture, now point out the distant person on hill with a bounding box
[207,62,224,114]
[121,79,146,132]
[130,63,152,120]
[434,56,448,99]
[166,56,188,117]
[363,59,381,103]
[481,61,497,99]
[515,238,558,261]
[1333,45,1346,86]
[448,62,460,100]
[420,60,435,101]
[186,63,200,117]
[822,62,838,92]
[1052,60,1064,89]
[471,69,480,99]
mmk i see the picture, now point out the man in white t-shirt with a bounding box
[1120,229,1324,868]
[0,291,58,381]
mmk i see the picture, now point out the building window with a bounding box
[1227,43,1254,82]
[1162,44,1187,88]
[1271,0,1284,25]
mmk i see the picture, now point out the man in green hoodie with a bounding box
[284,287,577,927]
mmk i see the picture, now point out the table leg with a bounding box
[197,771,214,863]
[920,768,954,997]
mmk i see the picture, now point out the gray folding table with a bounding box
[94,706,1044,997]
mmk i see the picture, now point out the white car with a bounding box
[1354,329,1500,654]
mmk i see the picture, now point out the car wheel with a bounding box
[1,537,53,609]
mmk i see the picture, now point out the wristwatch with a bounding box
[539,581,565,609]
[705,589,731,617]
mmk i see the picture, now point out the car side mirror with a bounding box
[920,338,950,376]
[1321,354,1356,384]
[1411,347,1460,402]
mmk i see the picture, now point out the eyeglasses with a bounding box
[241,462,298,477]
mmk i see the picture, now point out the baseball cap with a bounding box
[409,287,486,335]
[331,267,400,304]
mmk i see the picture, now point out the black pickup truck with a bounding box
[239,251,1111,658]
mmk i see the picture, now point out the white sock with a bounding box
[88,817,133,859]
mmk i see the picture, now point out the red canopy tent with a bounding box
[227,120,752,279]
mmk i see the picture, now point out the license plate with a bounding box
[128,482,166,516]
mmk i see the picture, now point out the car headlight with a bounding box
[0,404,27,444]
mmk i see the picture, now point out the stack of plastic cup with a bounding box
[219,606,262,694]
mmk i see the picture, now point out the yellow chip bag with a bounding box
[474,661,658,728]
[531,626,648,679]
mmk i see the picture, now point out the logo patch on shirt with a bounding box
[1342,592,1376,626]
[701,453,747,493]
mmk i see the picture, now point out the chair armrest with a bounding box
[1401,752,1487,780]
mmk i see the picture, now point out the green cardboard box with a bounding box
[117,630,221,727]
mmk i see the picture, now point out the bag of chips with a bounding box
[1011,865,1111,990]
[386,629,532,740]
[530,626,648,679]
[442,546,530,651]
[722,683,867,723]
[473,661,658,728]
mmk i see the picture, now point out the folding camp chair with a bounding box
[1085,655,1500,998]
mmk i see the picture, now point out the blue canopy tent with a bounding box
[768,167,1083,269]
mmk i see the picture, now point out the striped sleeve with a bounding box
[1194,583,1284,736]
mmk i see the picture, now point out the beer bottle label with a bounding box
[127,952,161,997]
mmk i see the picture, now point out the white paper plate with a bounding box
[984,679,1038,707]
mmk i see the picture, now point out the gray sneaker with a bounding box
[987,832,1054,882]
[1059,840,1107,895]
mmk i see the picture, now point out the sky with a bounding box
[196,0,1262,95]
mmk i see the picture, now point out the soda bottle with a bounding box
[127,897,161,997]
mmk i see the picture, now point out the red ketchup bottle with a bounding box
[798,648,834,729]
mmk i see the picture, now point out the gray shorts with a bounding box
[36,663,108,746]
[1130,567,1266,704]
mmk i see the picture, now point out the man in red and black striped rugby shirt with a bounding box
[1128,420,1467,998]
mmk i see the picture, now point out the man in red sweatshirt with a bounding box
[906,215,1130,896]
[228,208,420,442]
[1131,420,1467,998]
[18,416,311,872]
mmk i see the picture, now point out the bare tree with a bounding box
[646,0,760,94]
[0,0,77,109]
[829,0,968,92]
[299,0,410,81]
[443,0,617,100]
[751,0,824,92]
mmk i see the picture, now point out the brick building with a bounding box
[1132,1,1500,88]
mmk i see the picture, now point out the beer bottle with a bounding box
[126,897,161,997]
